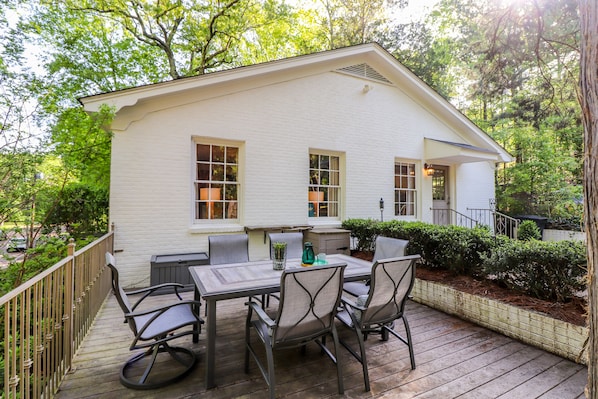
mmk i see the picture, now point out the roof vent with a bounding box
[336,63,392,84]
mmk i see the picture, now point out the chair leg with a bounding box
[265,344,276,399]
[120,343,196,390]
[402,316,416,370]
[356,327,370,392]
[331,328,344,395]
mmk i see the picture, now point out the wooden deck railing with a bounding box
[1,232,114,399]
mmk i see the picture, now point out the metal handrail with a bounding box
[431,207,520,239]
[1,232,114,399]
[430,208,481,229]
[467,208,520,239]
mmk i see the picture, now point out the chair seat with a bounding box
[343,281,369,297]
[134,304,199,341]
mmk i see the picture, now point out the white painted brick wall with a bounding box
[110,71,497,287]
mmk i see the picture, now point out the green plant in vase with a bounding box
[272,241,287,270]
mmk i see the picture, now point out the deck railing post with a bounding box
[64,239,76,376]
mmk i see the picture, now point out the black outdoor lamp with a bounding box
[379,197,384,222]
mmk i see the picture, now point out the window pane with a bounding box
[212,164,224,181]
[320,155,329,170]
[330,170,339,185]
[226,147,238,164]
[310,154,318,169]
[197,163,210,180]
[197,144,210,162]
[226,165,237,182]
[212,146,225,162]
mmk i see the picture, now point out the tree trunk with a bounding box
[579,1,598,397]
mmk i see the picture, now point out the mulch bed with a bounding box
[352,251,587,327]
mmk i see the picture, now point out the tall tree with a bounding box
[311,0,405,49]
[579,0,598,396]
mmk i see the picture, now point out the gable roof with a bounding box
[80,43,512,163]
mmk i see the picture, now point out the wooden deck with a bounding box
[56,292,587,399]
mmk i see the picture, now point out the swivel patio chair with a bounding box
[336,255,420,392]
[244,263,347,399]
[343,236,409,297]
[105,252,203,390]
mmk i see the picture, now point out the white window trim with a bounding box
[308,150,343,222]
[191,136,244,228]
[394,159,420,220]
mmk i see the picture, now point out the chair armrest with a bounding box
[246,300,276,328]
[125,300,202,319]
[341,296,366,311]
[128,283,187,310]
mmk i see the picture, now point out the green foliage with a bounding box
[343,218,585,302]
[0,237,68,295]
[341,218,382,252]
[518,220,542,241]
[342,219,504,276]
[44,183,109,239]
[481,240,586,302]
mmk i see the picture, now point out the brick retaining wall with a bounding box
[411,278,588,364]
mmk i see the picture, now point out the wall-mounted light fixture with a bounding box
[379,197,384,221]
[424,163,435,176]
[362,84,373,93]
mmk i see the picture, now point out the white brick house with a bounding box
[80,43,512,287]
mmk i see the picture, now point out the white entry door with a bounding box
[432,165,450,225]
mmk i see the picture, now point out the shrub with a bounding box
[518,220,542,241]
[481,239,586,302]
[341,219,380,252]
[342,218,586,303]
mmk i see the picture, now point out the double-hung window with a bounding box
[308,153,340,218]
[195,143,239,221]
[395,161,416,216]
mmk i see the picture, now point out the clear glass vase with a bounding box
[272,242,287,270]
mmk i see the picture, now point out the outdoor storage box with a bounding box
[150,252,209,292]
[305,228,350,256]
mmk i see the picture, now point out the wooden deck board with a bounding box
[55,293,587,399]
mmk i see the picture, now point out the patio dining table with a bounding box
[189,254,372,389]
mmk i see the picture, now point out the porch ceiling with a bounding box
[424,138,499,165]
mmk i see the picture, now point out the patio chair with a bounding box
[208,233,266,309]
[343,236,409,297]
[208,233,250,265]
[105,252,203,390]
[268,232,304,259]
[244,263,347,399]
[266,232,304,306]
[336,255,420,392]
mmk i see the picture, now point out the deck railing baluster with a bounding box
[0,232,113,399]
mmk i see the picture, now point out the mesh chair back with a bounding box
[273,264,346,345]
[268,232,304,259]
[209,234,249,265]
[372,236,409,263]
[360,255,419,326]
[105,252,138,334]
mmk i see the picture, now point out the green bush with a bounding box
[342,219,504,276]
[481,239,586,302]
[342,218,586,303]
[518,220,542,241]
[341,218,380,253]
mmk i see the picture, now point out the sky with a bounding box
[394,0,441,23]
